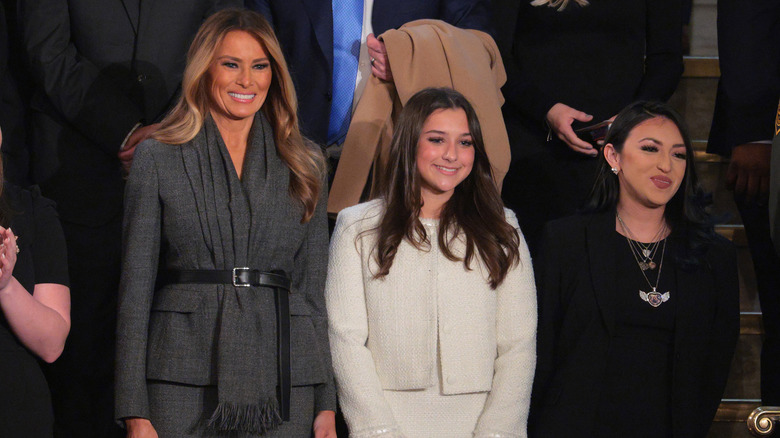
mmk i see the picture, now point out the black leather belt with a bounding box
[163,268,292,421]
[166,268,291,289]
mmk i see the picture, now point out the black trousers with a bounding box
[736,198,780,405]
[43,216,124,438]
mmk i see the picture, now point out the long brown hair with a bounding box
[372,88,520,289]
[152,9,324,222]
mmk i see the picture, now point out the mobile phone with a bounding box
[576,120,612,144]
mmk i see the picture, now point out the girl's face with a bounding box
[605,116,687,211]
[416,108,475,205]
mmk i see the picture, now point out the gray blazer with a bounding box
[115,127,336,420]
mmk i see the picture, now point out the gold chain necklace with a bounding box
[616,213,665,270]
[616,213,671,308]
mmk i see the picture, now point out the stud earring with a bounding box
[611,167,619,175]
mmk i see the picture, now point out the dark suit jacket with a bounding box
[115,129,336,420]
[501,0,683,148]
[21,0,240,226]
[530,211,739,438]
[0,3,28,185]
[247,0,492,146]
[708,0,780,156]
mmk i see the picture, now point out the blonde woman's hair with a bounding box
[153,9,325,223]
[530,0,589,11]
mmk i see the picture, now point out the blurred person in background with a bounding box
[710,0,780,407]
[0,125,71,437]
[247,0,492,184]
[20,0,240,435]
[499,0,683,254]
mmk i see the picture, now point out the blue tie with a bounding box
[328,0,364,145]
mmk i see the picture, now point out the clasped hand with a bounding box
[0,226,18,291]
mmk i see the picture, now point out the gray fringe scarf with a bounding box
[186,113,283,434]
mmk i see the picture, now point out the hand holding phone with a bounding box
[576,120,612,144]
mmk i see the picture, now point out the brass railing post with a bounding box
[748,406,780,436]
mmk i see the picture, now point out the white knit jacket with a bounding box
[326,200,537,438]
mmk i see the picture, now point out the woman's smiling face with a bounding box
[208,30,273,126]
[416,108,475,204]
[606,116,687,210]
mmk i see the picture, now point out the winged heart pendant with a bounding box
[639,288,670,307]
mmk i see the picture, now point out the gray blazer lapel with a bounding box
[203,122,249,268]
[183,122,236,268]
[586,211,619,336]
[181,133,217,260]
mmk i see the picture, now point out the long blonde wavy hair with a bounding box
[531,0,589,11]
[153,9,325,223]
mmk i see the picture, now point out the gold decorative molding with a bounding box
[748,406,780,436]
[716,400,761,421]
[694,150,725,162]
[715,225,748,246]
[683,56,720,78]
[740,312,764,336]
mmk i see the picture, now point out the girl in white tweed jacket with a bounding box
[326,88,537,438]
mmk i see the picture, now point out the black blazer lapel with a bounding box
[586,210,620,336]
[672,255,719,360]
[672,263,702,347]
[669,256,720,436]
[302,0,333,72]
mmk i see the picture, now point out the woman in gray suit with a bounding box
[115,9,336,438]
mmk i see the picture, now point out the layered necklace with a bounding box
[617,213,670,308]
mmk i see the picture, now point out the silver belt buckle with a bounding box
[232,267,251,287]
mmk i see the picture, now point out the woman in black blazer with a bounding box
[530,101,739,438]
